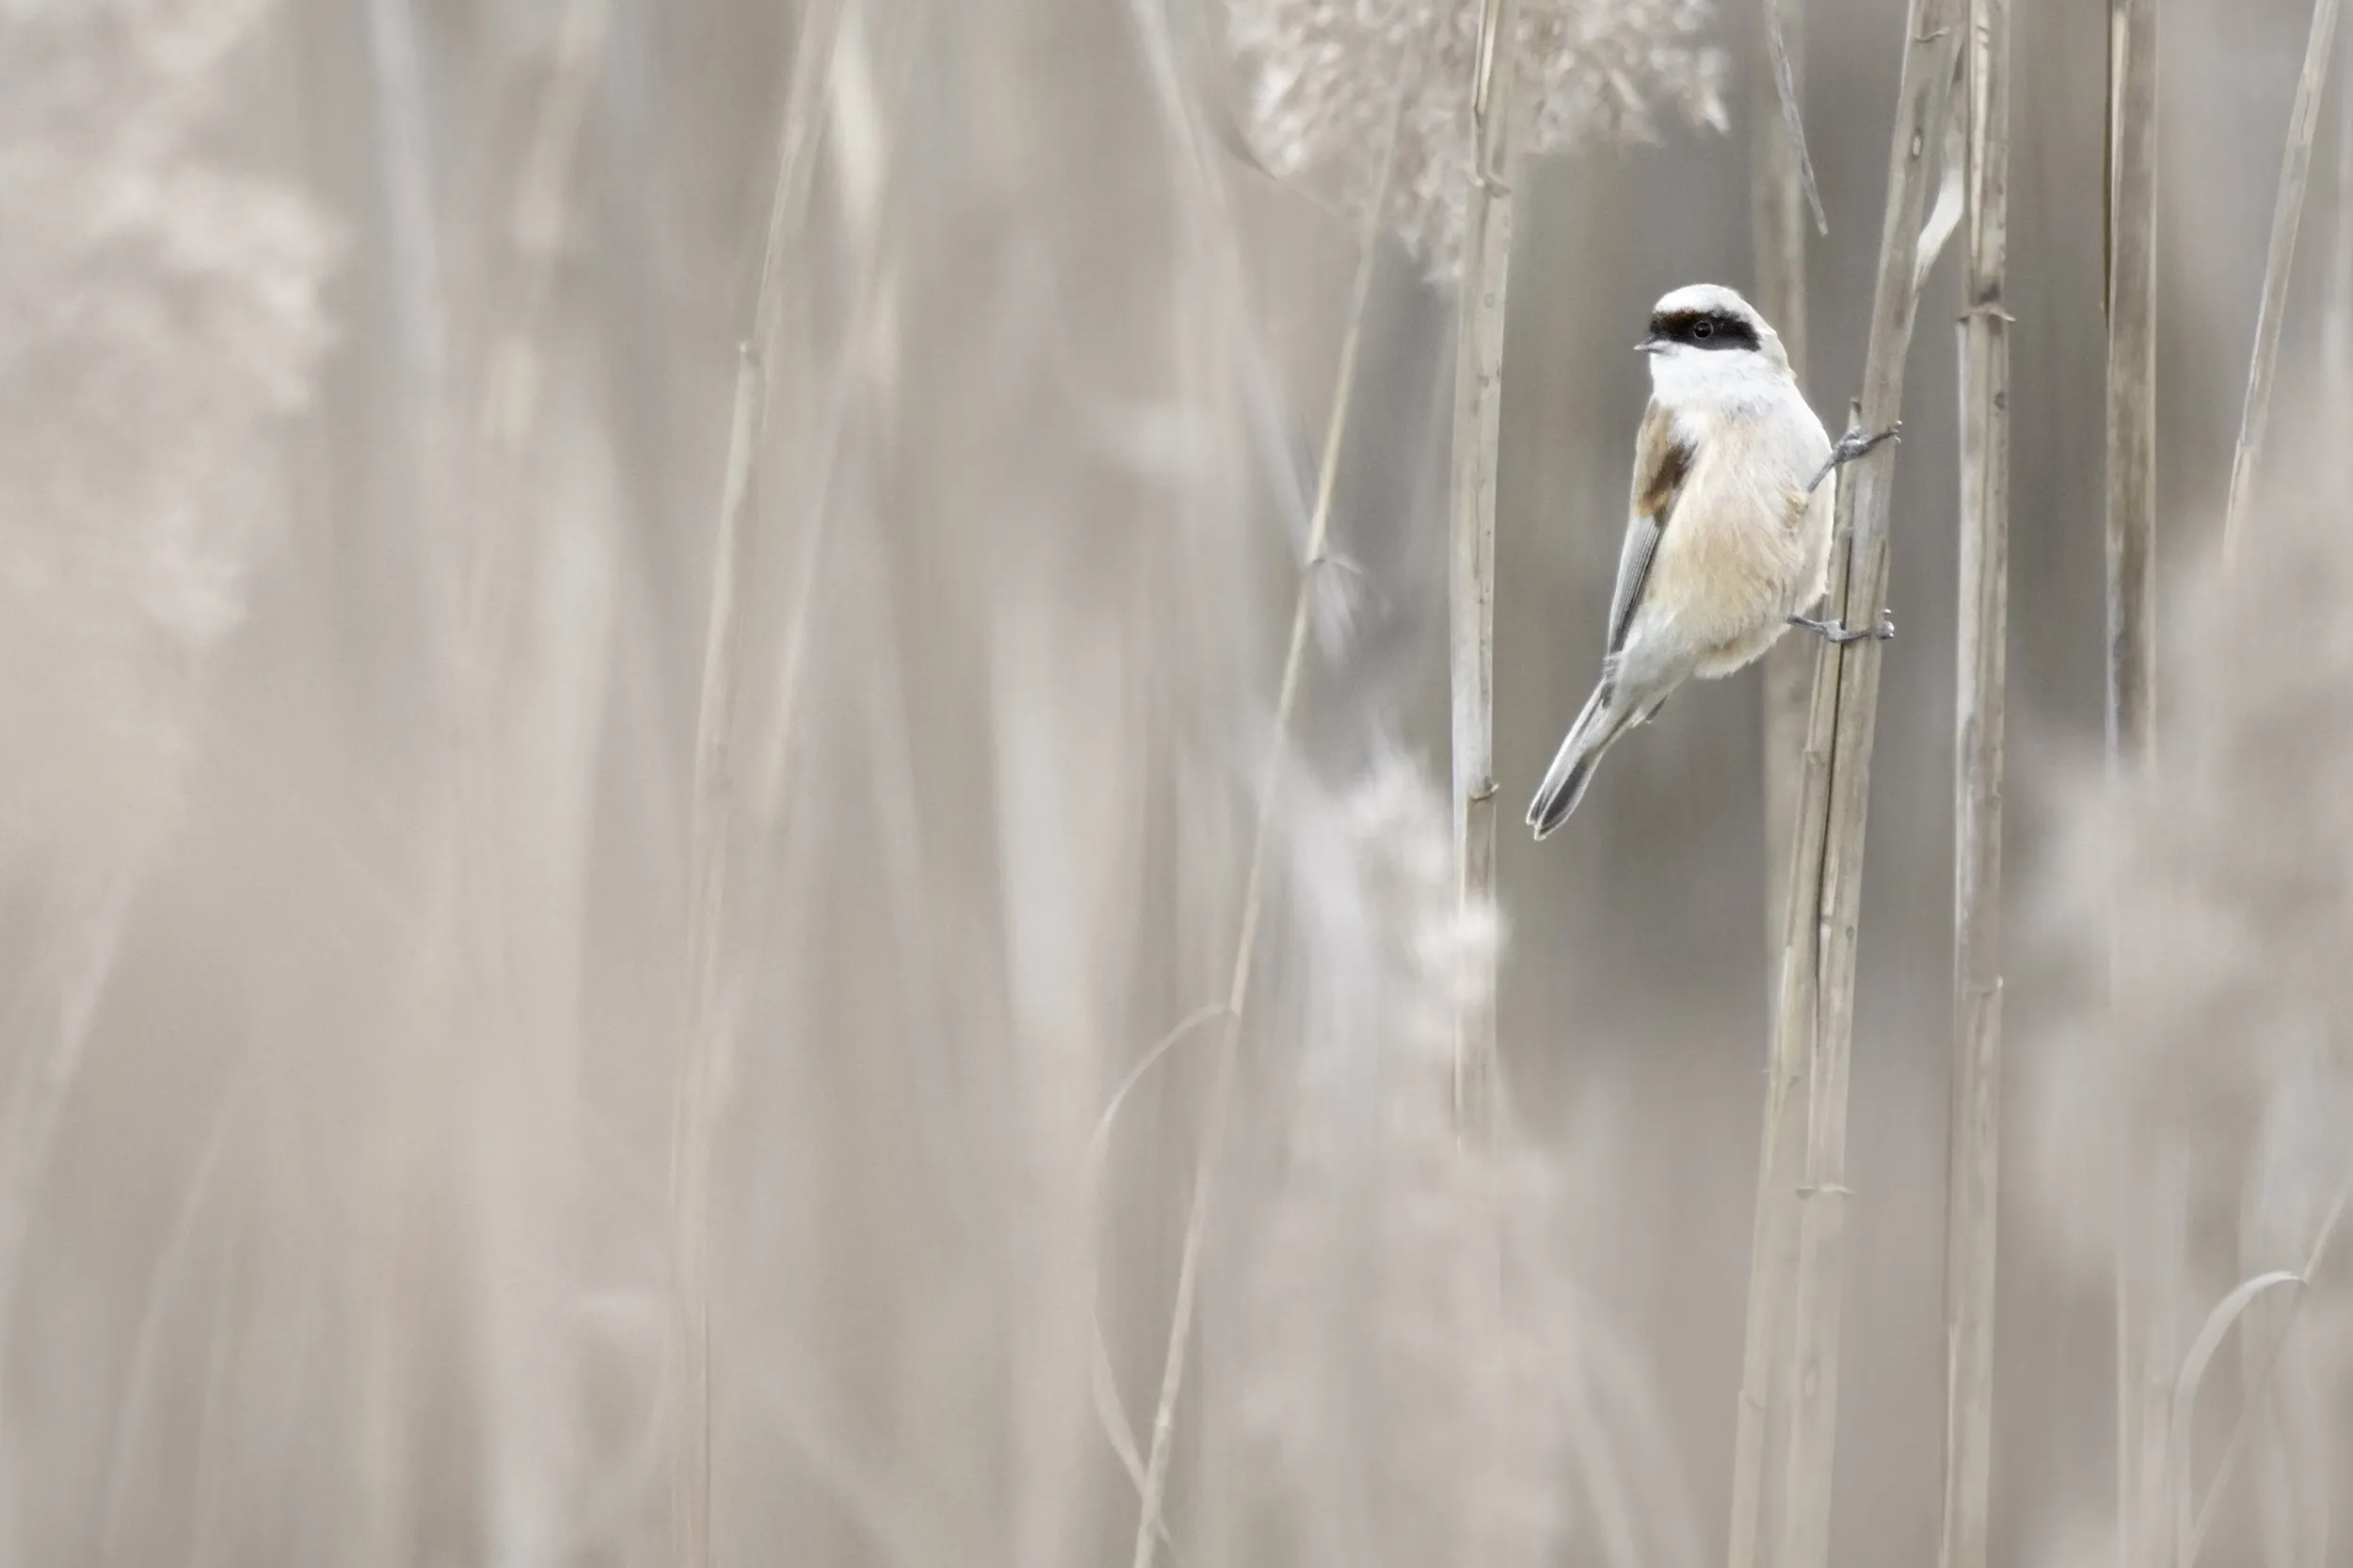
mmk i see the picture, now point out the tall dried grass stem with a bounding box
[1939,7,2009,1568]
[2105,3,2164,1562]
[1745,31,1816,1524]
[1756,0,1812,969]
[1448,0,1521,1139]
[1769,11,1964,1568]
[1761,0,1828,236]
[671,8,846,1564]
[1735,22,1962,1552]
[2330,24,2353,411]
[670,344,760,1568]
[2104,0,2158,771]
[2219,0,2344,565]
[1125,25,1426,1565]
[1730,485,1840,1568]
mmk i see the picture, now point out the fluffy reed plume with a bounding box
[2025,530,2353,1253]
[1242,759,1694,1568]
[0,8,323,1560]
[0,0,327,1355]
[0,0,328,883]
[1223,0,1726,279]
[2019,475,2353,1567]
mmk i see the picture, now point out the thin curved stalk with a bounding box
[1123,19,1428,1565]
[1761,0,1828,237]
[2169,1271,2306,1568]
[671,8,848,1567]
[2181,1171,2353,1568]
[2220,0,2344,565]
[1085,1005,1229,1513]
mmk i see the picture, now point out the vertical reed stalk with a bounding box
[1940,5,2010,1568]
[2330,24,2353,415]
[1729,467,1848,1568]
[355,1,441,1557]
[1734,20,1817,1550]
[2219,0,2343,565]
[431,6,617,1561]
[669,342,756,1568]
[1757,0,1813,960]
[1449,0,1522,1139]
[2194,8,2341,1563]
[2105,2,2163,1563]
[2105,8,2157,771]
[672,9,844,1565]
[1769,13,1964,1568]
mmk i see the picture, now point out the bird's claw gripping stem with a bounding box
[1788,609,1897,645]
[1804,421,1902,494]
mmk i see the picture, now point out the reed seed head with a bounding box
[1225,0,1728,279]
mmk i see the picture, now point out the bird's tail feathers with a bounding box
[1527,682,1641,839]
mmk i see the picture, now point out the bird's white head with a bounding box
[1637,284,1791,408]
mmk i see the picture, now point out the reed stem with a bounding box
[673,10,846,1565]
[1768,13,1964,1568]
[1449,0,1523,1141]
[1939,4,2011,1567]
[1757,0,1814,971]
[2105,2,2164,1561]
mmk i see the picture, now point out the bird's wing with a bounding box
[1606,401,1699,656]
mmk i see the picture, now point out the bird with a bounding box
[1526,283,1897,840]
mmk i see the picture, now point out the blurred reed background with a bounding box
[2,1,2348,1566]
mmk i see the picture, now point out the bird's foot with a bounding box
[1804,421,1903,494]
[1788,609,1896,644]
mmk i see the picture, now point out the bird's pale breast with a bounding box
[1641,407,1824,668]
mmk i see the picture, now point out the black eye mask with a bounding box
[1647,308,1763,353]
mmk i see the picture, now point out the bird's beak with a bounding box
[1635,337,1666,355]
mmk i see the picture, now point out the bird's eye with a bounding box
[1692,319,1715,339]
